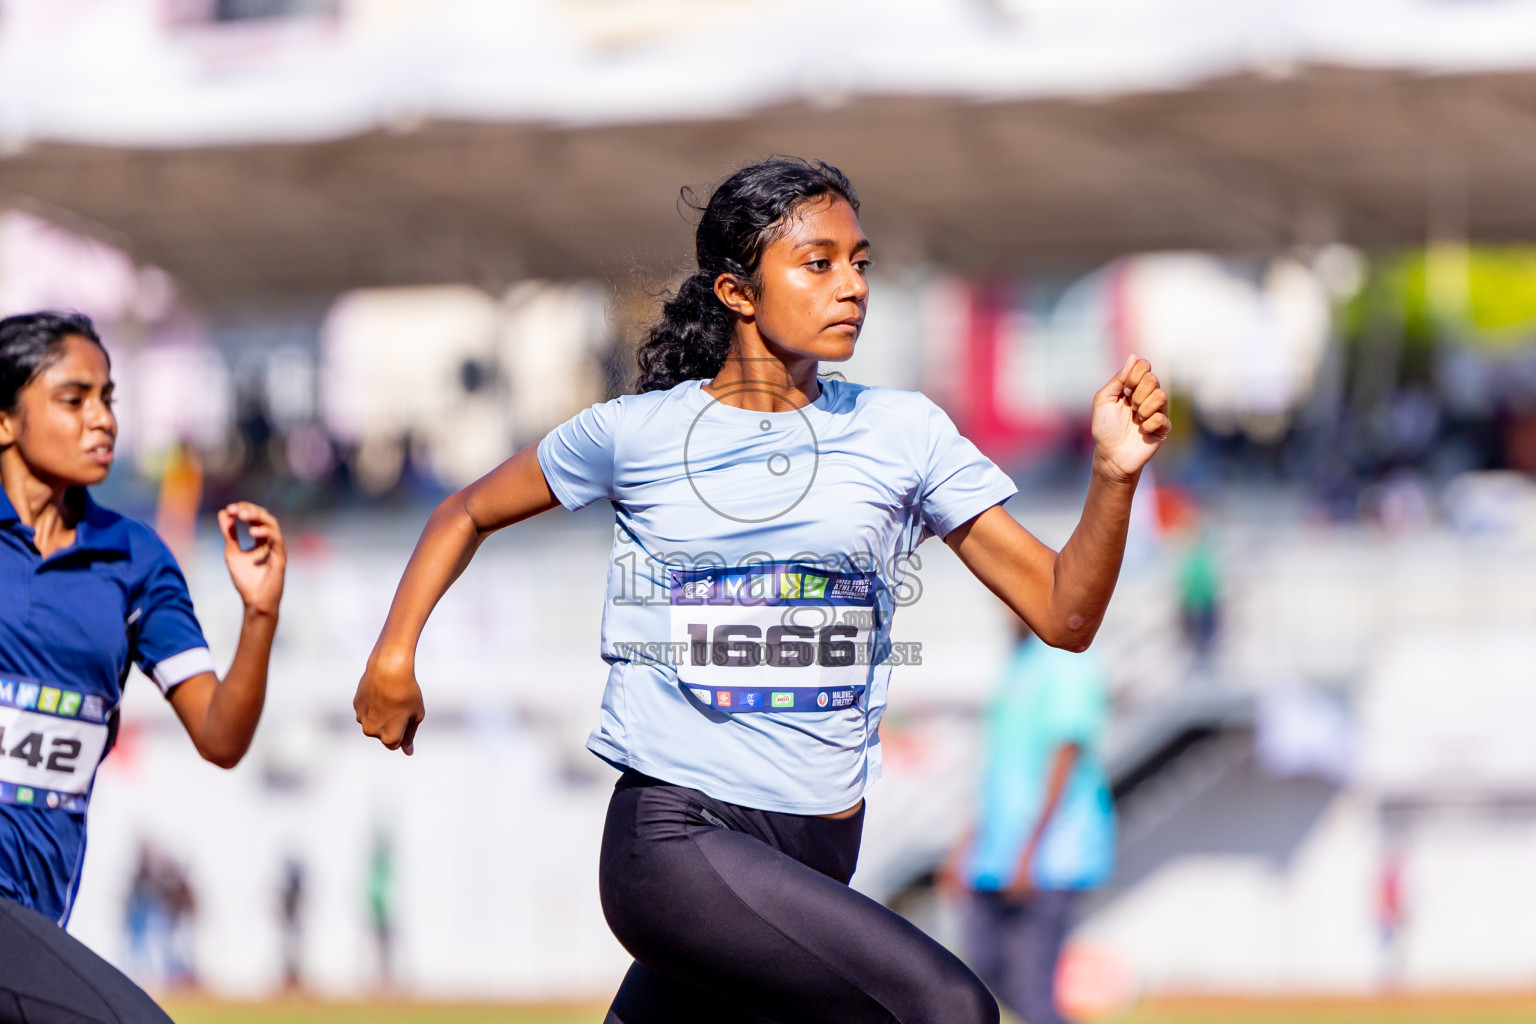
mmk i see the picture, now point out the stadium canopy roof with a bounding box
[4,0,1536,304]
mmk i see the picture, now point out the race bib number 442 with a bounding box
[668,565,882,713]
[0,678,110,807]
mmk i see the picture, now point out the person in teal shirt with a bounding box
[944,626,1115,1024]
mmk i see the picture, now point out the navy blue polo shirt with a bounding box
[0,487,211,924]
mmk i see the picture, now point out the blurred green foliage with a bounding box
[1342,246,1536,363]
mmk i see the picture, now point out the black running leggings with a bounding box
[0,896,173,1024]
[599,771,999,1024]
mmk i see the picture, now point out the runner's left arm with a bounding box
[945,356,1168,652]
[168,502,286,768]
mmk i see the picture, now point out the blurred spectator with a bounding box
[941,625,1116,1024]
[1177,529,1222,666]
[1377,838,1409,992]
[279,856,306,992]
[124,842,199,991]
[155,438,204,564]
[368,829,395,988]
[124,844,156,979]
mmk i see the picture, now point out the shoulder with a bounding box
[82,497,180,575]
[616,380,701,419]
[564,381,699,429]
[125,520,178,568]
[823,381,951,451]
[824,379,942,419]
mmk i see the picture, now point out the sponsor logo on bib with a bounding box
[690,688,711,704]
[816,691,829,708]
[831,577,872,599]
[771,692,794,708]
[682,577,714,600]
[779,573,829,600]
[716,691,732,708]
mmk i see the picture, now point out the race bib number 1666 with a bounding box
[668,564,881,713]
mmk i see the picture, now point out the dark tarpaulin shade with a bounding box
[4,67,1536,306]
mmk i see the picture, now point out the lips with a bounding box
[86,443,114,466]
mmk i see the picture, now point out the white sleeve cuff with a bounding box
[150,647,216,694]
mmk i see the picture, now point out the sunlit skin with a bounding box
[352,192,1172,809]
[707,195,869,411]
[0,334,287,769]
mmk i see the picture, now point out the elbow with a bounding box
[1042,633,1093,654]
[1038,617,1100,653]
[197,742,248,771]
[440,489,493,542]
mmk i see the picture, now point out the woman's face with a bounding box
[0,335,117,488]
[731,197,870,364]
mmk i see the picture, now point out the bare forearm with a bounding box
[957,355,1164,650]
[372,494,484,663]
[1047,460,1140,651]
[193,607,277,767]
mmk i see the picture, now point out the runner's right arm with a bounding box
[353,444,561,754]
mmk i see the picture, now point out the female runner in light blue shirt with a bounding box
[354,158,1169,1024]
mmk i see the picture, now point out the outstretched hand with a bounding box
[218,502,286,617]
[1091,355,1170,481]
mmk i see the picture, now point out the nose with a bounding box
[838,262,868,304]
[87,397,116,434]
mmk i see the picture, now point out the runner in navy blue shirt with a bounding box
[0,311,286,1022]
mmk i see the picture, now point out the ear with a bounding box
[713,273,756,319]
[0,409,14,447]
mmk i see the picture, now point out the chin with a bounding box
[76,464,112,487]
[813,340,858,363]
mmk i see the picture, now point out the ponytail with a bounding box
[635,271,734,393]
[634,158,859,393]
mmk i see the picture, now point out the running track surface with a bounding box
[161,994,1536,1024]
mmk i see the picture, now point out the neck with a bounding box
[0,449,78,549]
[705,328,821,412]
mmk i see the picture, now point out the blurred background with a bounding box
[3,0,1536,1019]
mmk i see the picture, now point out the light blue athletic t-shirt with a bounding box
[964,639,1116,891]
[538,377,1017,814]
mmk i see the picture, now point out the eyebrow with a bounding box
[52,380,101,391]
[794,237,871,251]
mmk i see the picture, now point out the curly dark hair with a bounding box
[0,311,106,412]
[635,158,860,393]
